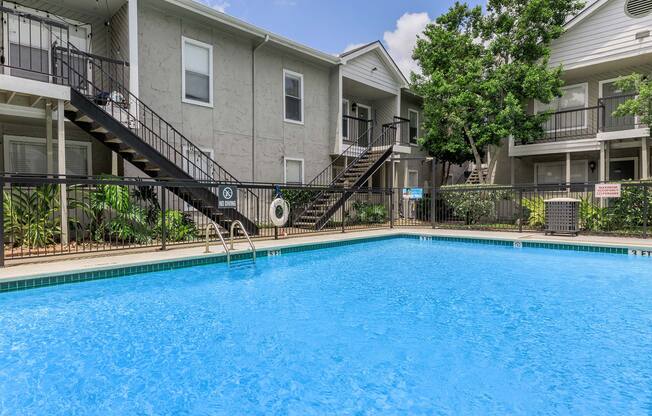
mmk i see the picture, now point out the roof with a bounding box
[339,41,410,88]
[164,0,340,65]
[564,0,607,31]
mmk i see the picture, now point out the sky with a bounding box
[196,0,485,77]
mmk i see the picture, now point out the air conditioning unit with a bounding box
[544,198,580,236]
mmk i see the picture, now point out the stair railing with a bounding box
[53,43,259,219]
[293,119,406,223]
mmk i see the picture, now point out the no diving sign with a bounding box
[218,185,237,209]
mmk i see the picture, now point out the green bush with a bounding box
[348,202,388,224]
[3,185,61,248]
[521,196,545,229]
[606,184,652,231]
[579,197,608,232]
[156,210,198,242]
[441,186,511,224]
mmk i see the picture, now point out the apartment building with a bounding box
[494,0,652,185]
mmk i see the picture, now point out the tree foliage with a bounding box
[412,0,583,183]
[613,73,652,129]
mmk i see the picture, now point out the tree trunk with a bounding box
[445,162,452,185]
[464,126,485,184]
[486,145,498,184]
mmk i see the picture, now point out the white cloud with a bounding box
[383,12,433,77]
[343,42,368,53]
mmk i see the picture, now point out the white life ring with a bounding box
[269,198,290,227]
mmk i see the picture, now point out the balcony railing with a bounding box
[516,94,642,145]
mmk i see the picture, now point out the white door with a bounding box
[356,104,371,147]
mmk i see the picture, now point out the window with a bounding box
[408,109,419,145]
[535,160,587,185]
[535,83,588,132]
[4,136,91,176]
[342,99,349,140]
[182,37,213,106]
[284,70,303,123]
[284,158,304,184]
[407,170,419,188]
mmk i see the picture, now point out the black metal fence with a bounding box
[433,182,650,237]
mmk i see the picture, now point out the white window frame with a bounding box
[407,169,419,188]
[408,108,419,145]
[283,69,304,124]
[3,135,92,175]
[355,103,372,144]
[533,159,588,185]
[284,157,304,184]
[342,98,350,140]
[534,83,589,133]
[608,157,639,181]
[181,36,214,108]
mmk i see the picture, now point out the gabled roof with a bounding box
[339,41,409,88]
[564,0,607,31]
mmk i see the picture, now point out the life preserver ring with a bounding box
[269,198,290,227]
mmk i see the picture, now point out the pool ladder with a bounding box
[204,220,256,265]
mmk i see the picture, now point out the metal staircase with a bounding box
[54,46,259,235]
[293,119,407,230]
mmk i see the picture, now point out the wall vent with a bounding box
[625,0,652,18]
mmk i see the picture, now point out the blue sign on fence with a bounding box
[402,188,423,200]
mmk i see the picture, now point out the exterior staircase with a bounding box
[293,120,407,230]
[465,166,489,184]
[55,47,258,235]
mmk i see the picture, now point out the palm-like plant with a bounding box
[3,185,62,248]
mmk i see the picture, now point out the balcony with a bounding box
[515,94,642,145]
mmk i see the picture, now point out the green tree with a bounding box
[613,73,652,128]
[412,0,583,183]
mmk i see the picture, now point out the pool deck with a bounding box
[2,228,652,282]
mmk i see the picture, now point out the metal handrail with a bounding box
[229,220,256,262]
[205,221,230,264]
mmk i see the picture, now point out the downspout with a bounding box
[252,34,270,182]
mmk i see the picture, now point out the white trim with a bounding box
[181,36,214,108]
[341,98,350,141]
[3,134,92,175]
[129,0,140,100]
[283,69,304,125]
[534,82,589,133]
[283,157,304,184]
[408,108,419,145]
[340,41,409,87]
[534,159,588,185]
[609,156,639,180]
[564,0,610,31]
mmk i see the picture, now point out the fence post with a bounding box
[389,188,394,229]
[274,226,279,240]
[518,189,524,233]
[341,197,346,233]
[160,187,167,250]
[644,184,649,239]
[0,177,4,268]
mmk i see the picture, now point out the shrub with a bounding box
[521,196,545,229]
[156,210,198,242]
[348,202,388,224]
[607,184,652,231]
[579,197,608,232]
[3,185,61,248]
[441,186,511,224]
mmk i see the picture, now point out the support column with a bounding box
[45,100,53,174]
[566,152,571,185]
[599,141,606,182]
[112,152,119,176]
[57,99,68,245]
[605,141,610,181]
[642,137,649,180]
[510,157,515,186]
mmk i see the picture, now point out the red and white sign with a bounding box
[595,183,622,198]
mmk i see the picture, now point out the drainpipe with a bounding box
[252,34,270,182]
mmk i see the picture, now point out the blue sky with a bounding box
[197,0,485,76]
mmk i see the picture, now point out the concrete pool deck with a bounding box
[2,227,652,282]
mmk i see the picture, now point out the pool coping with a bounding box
[1,228,651,293]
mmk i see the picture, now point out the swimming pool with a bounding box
[1,237,651,414]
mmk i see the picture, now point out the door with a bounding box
[601,81,635,132]
[609,159,637,181]
[356,105,371,147]
[182,146,215,181]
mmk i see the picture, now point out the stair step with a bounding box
[144,166,161,172]
[64,103,77,111]
[119,147,136,153]
[92,126,109,134]
[76,114,93,123]
[132,157,149,163]
[105,138,123,144]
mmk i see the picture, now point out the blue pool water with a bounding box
[1,238,652,415]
